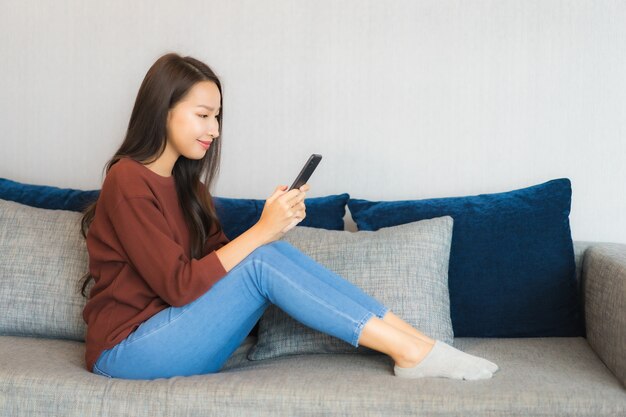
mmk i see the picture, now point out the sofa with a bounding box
[0,176,625,417]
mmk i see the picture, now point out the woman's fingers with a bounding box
[283,191,306,208]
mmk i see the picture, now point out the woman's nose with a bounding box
[208,124,219,137]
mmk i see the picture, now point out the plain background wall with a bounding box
[1,0,624,242]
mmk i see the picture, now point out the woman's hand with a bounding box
[256,183,310,244]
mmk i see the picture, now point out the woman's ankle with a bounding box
[394,339,436,368]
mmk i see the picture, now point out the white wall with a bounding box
[1,0,624,242]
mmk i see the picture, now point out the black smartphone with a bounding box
[289,154,322,191]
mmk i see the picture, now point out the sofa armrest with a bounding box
[581,242,626,387]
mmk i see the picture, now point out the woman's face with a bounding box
[166,80,221,160]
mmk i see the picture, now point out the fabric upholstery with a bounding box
[581,242,626,388]
[1,186,623,416]
[247,217,455,360]
[1,335,624,416]
[348,178,585,338]
[0,199,89,341]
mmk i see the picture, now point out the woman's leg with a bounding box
[270,241,436,344]
[264,241,498,379]
[380,311,436,344]
[93,240,496,380]
[93,241,418,379]
[268,241,389,320]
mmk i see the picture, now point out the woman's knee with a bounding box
[270,240,292,250]
[252,240,289,256]
[240,241,292,267]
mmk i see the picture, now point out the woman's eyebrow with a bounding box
[197,104,220,111]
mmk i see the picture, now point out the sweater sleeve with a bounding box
[109,196,228,307]
[204,227,230,255]
[206,194,230,253]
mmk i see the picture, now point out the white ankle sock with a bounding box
[393,340,499,380]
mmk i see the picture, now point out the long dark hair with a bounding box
[78,52,225,298]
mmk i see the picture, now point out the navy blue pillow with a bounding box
[0,178,100,212]
[348,178,584,338]
[214,194,349,240]
[0,177,349,238]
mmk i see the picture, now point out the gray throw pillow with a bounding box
[247,216,454,361]
[0,199,90,341]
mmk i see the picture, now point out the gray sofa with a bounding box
[0,198,625,416]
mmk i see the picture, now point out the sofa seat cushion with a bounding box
[1,336,624,417]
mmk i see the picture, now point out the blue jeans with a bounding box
[92,240,389,380]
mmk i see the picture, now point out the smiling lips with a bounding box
[198,140,212,149]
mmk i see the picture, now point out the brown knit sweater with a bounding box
[82,157,230,372]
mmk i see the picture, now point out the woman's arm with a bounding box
[215,183,309,273]
[214,223,272,273]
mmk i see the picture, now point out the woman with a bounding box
[79,52,498,381]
